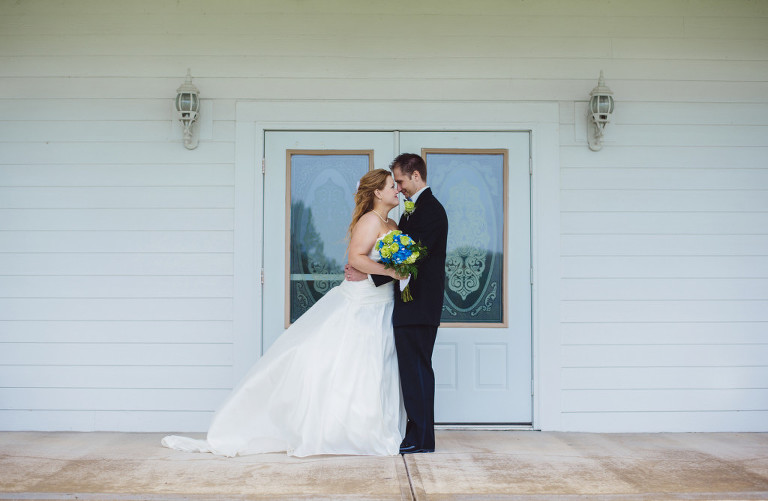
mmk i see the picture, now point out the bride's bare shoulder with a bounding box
[354,212,379,229]
[351,212,381,238]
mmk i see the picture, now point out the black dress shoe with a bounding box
[399,444,435,454]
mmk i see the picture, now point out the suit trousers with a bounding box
[394,324,438,450]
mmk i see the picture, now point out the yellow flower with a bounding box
[383,233,394,244]
[389,243,400,253]
[400,235,413,246]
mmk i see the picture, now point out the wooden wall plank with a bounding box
[0,165,235,185]
[561,411,768,433]
[561,168,768,190]
[562,256,768,278]
[561,299,768,323]
[0,121,173,142]
[562,278,768,301]
[561,235,768,256]
[0,343,233,366]
[0,388,230,411]
[0,231,233,253]
[0,209,234,231]
[0,187,234,209]
[561,389,768,413]
[561,322,768,345]
[0,254,233,275]
[561,213,768,234]
[0,13,689,38]
[0,98,235,121]
[562,344,768,367]
[0,298,233,321]
[562,366,768,390]
[2,0,766,17]
[562,190,768,212]
[561,146,768,169]
[0,366,233,389]
[0,276,233,298]
[2,77,766,102]
[0,410,214,432]
[0,321,232,343]
[0,35,614,59]
[4,58,767,82]
[0,143,234,165]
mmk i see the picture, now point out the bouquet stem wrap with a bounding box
[399,276,412,302]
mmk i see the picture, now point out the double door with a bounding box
[263,131,531,423]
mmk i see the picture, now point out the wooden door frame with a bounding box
[234,100,561,431]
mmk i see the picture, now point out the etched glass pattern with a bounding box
[427,152,505,324]
[289,154,370,323]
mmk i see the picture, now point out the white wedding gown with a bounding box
[162,246,404,457]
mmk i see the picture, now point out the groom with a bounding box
[346,153,448,454]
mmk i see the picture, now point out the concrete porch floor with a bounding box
[1,431,767,500]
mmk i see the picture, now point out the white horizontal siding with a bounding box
[561,100,768,430]
[3,58,768,83]
[563,367,768,389]
[562,279,768,301]
[0,321,232,343]
[0,411,214,433]
[0,276,233,297]
[0,187,234,209]
[0,388,229,411]
[0,0,766,432]
[0,231,232,253]
[562,322,767,345]
[0,2,236,428]
[0,366,232,389]
[0,164,235,185]
[561,235,768,256]
[0,344,232,366]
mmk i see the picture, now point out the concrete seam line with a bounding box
[397,454,416,501]
[403,455,428,501]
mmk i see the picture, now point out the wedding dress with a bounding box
[162,246,405,457]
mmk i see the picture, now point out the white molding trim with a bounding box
[234,100,561,430]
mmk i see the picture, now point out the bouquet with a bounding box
[375,230,427,302]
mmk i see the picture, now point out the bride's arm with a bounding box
[348,215,403,279]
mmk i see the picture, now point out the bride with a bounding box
[162,169,406,457]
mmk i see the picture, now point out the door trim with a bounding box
[234,100,561,431]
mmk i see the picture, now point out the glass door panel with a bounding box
[287,151,372,325]
[424,150,508,326]
[263,131,396,351]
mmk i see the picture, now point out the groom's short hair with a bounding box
[391,153,427,182]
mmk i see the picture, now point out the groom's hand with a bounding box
[344,264,367,282]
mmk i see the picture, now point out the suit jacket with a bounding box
[372,188,448,327]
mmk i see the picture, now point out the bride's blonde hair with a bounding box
[347,169,392,241]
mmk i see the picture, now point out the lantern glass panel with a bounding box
[590,95,614,115]
[176,92,199,113]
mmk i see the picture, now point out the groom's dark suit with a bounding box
[372,188,448,451]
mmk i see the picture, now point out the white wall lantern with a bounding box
[587,70,614,151]
[175,69,200,150]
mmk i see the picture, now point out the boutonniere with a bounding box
[403,200,416,217]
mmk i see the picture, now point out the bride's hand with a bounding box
[388,269,409,281]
